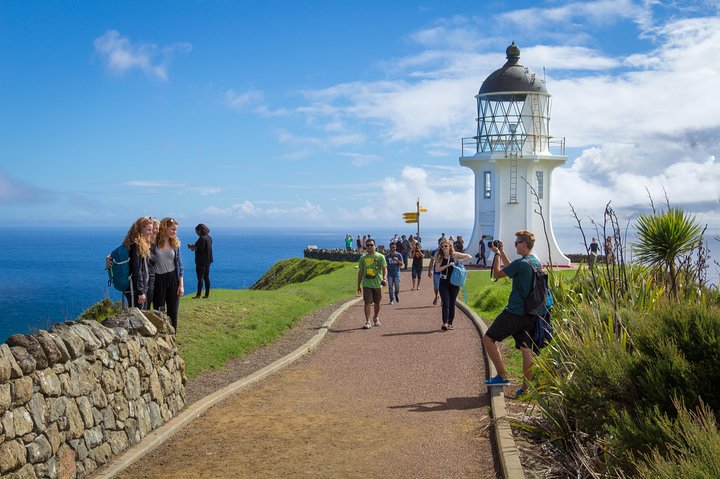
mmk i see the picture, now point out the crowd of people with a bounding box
[356,229,550,397]
[107,217,214,332]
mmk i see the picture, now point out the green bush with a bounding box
[77,297,122,322]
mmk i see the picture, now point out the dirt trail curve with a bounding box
[113,270,499,478]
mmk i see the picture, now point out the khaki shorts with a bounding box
[362,287,382,304]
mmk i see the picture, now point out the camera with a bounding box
[381,279,387,286]
[491,240,502,248]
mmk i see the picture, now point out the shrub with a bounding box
[77,297,122,322]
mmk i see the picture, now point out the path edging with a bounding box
[95,296,363,479]
[457,301,526,479]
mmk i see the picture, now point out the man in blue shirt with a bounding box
[385,242,403,304]
[483,230,542,395]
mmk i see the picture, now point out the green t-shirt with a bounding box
[358,252,387,289]
[503,255,541,315]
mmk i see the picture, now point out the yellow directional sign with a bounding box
[404,219,418,224]
[402,212,418,220]
[419,207,428,212]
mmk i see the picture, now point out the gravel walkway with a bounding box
[115,270,499,478]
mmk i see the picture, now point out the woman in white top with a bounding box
[153,218,185,331]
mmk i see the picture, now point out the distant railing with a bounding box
[461,135,566,157]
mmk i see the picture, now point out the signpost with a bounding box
[401,198,427,240]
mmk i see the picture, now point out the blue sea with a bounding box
[1,226,718,342]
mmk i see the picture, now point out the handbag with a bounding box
[450,258,467,287]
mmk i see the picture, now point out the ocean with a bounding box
[1,226,718,342]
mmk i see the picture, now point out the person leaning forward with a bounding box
[357,239,388,329]
[482,230,543,396]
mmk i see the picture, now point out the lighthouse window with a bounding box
[483,171,492,199]
[536,171,544,199]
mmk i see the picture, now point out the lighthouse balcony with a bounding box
[461,135,565,158]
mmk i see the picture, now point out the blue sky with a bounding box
[1,0,719,231]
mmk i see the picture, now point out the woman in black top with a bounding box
[434,240,472,330]
[188,223,214,298]
[123,216,154,309]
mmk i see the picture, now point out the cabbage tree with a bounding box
[633,207,703,297]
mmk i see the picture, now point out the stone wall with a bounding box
[0,308,186,479]
[303,248,433,262]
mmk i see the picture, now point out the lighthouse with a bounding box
[460,42,570,266]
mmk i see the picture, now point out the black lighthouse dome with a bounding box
[479,42,547,95]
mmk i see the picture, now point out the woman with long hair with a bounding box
[122,216,154,309]
[188,223,213,298]
[154,217,184,331]
[434,239,472,330]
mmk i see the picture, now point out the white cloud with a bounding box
[202,198,324,220]
[0,170,50,205]
[224,89,264,110]
[93,30,191,81]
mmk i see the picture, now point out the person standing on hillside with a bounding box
[188,224,213,299]
[356,234,362,252]
[385,242,403,304]
[483,230,543,396]
[154,217,185,332]
[123,216,155,309]
[357,239,387,329]
[345,234,353,252]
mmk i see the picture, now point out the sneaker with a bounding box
[447,324,454,330]
[395,295,399,303]
[363,322,372,329]
[389,300,394,305]
[515,387,526,398]
[373,319,382,327]
[484,375,510,386]
[441,323,448,331]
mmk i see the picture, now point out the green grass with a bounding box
[176,260,358,378]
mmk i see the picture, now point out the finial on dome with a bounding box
[506,42,520,64]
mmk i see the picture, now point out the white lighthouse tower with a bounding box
[460,42,570,266]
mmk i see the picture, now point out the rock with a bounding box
[35,456,57,479]
[0,439,26,474]
[91,442,113,465]
[56,444,77,479]
[63,399,84,439]
[27,434,52,463]
[2,410,16,437]
[27,394,49,432]
[46,397,66,423]
[125,366,141,400]
[13,407,34,436]
[143,309,174,334]
[43,422,62,454]
[148,401,163,429]
[91,386,108,409]
[76,396,94,428]
[106,430,129,455]
[129,308,158,336]
[33,369,62,397]
[35,331,64,366]
[71,437,88,461]
[9,463,38,479]
[50,325,85,360]
[148,370,163,402]
[10,346,36,375]
[0,344,24,380]
[78,320,116,346]
[0,383,10,415]
[83,426,103,449]
[101,369,118,393]
[6,335,48,370]
[100,405,116,429]
[82,458,97,475]
[71,323,102,352]
[46,332,71,363]
[12,376,34,405]
[101,316,130,330]
[124,418,140,445]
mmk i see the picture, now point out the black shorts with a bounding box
[362,287,382,304]
[485,309,536,350]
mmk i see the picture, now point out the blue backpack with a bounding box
[108,245,131,293]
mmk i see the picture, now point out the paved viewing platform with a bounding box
[102,270,512,478]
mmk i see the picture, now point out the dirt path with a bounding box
[115,271,499,478]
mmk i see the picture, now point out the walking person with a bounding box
[427,245,441,305]
[482,230,544,396]
[154,217,185,332]
[385,242,403,304]
[401,235,411,269]
[476,235,488,267]
[357,239,387,329]
[410,240,424,291]
[188,223,213,299]
[589,237,599,267]
[434,240,472,330]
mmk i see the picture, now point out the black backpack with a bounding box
[523,257,549,317]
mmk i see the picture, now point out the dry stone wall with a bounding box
[0,308,186,479]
